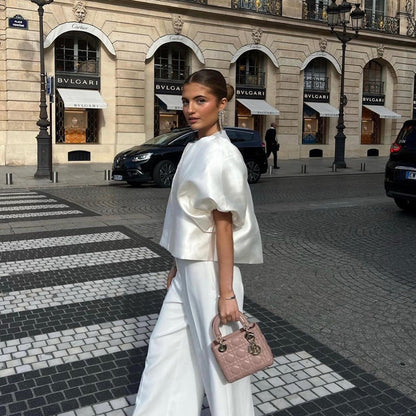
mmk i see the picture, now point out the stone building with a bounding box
[1,0,416,165]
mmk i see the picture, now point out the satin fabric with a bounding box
[133,260,255,416]
[160,131,263,264]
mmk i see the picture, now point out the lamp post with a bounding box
[31,0,54,179]
[327,1,364,168]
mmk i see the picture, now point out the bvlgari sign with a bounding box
[363,95,385,105]
[304,92,330,102]
[155,82,183,95]
[56,74,100,90]
[236,87,266,99]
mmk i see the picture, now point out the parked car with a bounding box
[385,119,416,211]
[112,127,268,187]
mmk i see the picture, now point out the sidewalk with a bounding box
[0,156,387,189]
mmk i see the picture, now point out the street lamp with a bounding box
[327,1,365,168]
[30,0,54,179]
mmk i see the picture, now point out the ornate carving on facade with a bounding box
[252,28,263,44]
[172,15,184,35]
[73,1,87,23]
[319,38,327,52]
[377,44,384,58]
[406,0,416,37]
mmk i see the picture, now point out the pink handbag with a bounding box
[211,312,274,383]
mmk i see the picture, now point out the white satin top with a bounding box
[159,130,263,264]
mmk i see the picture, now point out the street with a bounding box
[0,173,415,416]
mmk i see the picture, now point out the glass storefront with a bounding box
[54,32,102,144]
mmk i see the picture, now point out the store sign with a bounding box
[155,82,183,95]
[303,92,329,102]
[363,95,385,105]
[236,87,266,99]
[9,15,28,30]
[56,74,100,90]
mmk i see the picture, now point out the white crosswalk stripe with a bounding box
[0,210,83,219]
[0,315,158,378]
[0,247,159,277]
[0,231,130,252]
[0,271,167,314]
[0,204,69,212]
[0,194,47,200]
[0,198,58,206]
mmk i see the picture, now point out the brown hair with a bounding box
[184,69,234,102]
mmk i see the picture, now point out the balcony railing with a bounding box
[236,72,265,87]
[154,65,190,81]
[363,80,384,95]
[304,76,328,92]
[302,2,400,36]
[303,1,328,22]
[364,12,399,35]
[231,0,282,16]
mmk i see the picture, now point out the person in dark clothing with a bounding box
[265,123,279,169]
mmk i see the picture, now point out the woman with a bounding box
[133,69,263,416]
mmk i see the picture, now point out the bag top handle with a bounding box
[211,311,251,340]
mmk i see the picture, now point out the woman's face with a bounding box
[182,82,226,138]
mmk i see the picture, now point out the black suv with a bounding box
[112,127,268,187]
[385,119,416,211]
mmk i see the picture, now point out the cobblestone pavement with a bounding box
[0,173,415,415]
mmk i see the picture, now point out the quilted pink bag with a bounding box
[211,312,274,383]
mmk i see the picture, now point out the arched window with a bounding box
[304,58,328,91]
[236,51,264,87]
[55,32,99,74]
[363,60,383,95]
[155,43,189,81]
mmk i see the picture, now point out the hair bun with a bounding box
[226,84,235,101]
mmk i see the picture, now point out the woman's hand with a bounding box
[166,264,177,290]
[218,296,239,325]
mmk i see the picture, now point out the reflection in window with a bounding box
[304,58,328,91]
[236,51,265,86]
[55,32,99,74]
[363,60,384,95]
[155,43,189,81]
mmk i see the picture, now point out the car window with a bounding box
[169,131,197,146]
[144,129,191,145]
[397,124,416,149]
[226,129,254,143]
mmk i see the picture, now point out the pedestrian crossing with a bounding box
[0,223,362,416]
[0,190,98,222]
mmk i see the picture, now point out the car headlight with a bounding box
[132,153,151,162]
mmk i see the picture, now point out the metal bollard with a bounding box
[104,169,111,180]
[360,162,366,172]
[51,171,58,183]
[301,164,307,174]
[331,163,337,172]
[268,165,273,175]
[5,173,12,185]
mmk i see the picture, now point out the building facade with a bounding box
[1,0,416,165]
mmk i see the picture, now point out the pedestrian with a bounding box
[265,122,280,169]
[132,69,263,416]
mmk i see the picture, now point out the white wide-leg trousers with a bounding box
[132,259,255,416]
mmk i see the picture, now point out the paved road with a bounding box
[0,173,415,415]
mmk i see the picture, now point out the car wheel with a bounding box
[246,160,261,184]
[394,197,416,212]
[153,160,176,188]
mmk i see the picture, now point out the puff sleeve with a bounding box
[177,141,248,233]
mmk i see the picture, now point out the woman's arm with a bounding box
[213,209,239,324]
